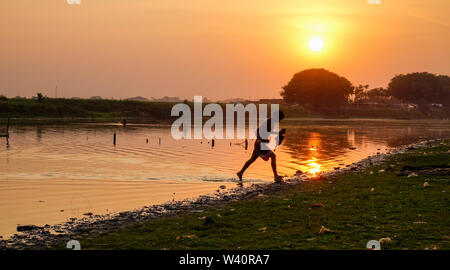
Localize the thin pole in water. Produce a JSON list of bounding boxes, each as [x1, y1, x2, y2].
[[6, 117, 10, 138], [113, 132, 116, 146], [245, 139, 248, 150]]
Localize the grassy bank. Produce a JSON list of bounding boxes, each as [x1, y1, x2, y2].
[[78, 140, 450, 250], [0, 98, 443, 123], [0, 98, 177, 121], [0, 98, 310, 123]]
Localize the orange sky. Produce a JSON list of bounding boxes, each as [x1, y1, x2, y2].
[[0, 0, 449, 100]]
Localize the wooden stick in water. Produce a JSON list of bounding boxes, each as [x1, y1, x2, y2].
[[6, 117, 10, 136]]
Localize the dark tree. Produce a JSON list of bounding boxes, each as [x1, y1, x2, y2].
[[366, 87, 388, 103], [281, 68, 354, 112], [387, 72, 448, 108], [37, 92, 44, 103], [437, 75, 450, 106], [353, 84, 369, 103]]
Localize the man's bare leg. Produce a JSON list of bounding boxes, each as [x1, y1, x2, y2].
[[237, 152, 258, 181], [270, 152, 282, 182]]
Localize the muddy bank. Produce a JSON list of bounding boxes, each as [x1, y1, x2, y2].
[[0, 138, 446, 250]]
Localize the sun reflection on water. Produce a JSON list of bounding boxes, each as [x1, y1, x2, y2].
[[306, 133, 323, 177], [307, 159, 321, 177]]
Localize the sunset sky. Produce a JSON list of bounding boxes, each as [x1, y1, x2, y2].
[[0, 0, 449, 100]]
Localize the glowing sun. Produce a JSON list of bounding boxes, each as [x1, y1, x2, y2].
[[308, 36, 324, 52]]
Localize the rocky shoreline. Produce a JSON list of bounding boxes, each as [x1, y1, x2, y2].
[[0, 138, 445, 250]]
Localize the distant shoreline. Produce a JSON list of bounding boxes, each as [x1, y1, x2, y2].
[[1, 98, 448, 123], [1, 116, 449, 127]]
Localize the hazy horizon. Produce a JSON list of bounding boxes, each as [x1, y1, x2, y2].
[[1, 0, 449, 100]]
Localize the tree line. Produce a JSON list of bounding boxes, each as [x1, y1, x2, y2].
[[281, 68, 450, 114]]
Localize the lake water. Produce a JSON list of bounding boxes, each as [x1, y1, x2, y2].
[[1, 119, 449, 237]]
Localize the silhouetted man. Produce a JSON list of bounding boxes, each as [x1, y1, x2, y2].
[[237, 111, 286, 183]]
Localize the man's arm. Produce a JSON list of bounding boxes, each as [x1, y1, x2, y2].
[[278, 129, 286, 145]]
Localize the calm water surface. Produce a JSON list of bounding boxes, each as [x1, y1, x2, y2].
[[1, 119, 449, 237]]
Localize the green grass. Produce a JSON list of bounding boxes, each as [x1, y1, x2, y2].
[[77, 140, 450, 250]]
